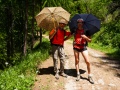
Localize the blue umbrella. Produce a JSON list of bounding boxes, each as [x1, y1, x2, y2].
[[69, 14, 101, 36]]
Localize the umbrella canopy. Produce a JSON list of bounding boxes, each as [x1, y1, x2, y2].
[[35, 7, 70, 30], [69, 14, 101, 36]]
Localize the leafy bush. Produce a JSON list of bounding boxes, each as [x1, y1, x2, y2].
[[0, 38, 51, 90]]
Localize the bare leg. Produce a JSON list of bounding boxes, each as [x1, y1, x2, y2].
[[81, 50, 90, 74], [82, 50, 94, 84], [74, 50, 80, 74]]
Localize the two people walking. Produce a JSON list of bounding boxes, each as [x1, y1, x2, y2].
[[49, 18, 94, 84]]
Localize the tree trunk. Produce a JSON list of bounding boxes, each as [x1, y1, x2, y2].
[[5, 4, 13, 62], [31, 0, 35, 50], [39, 28, 42, 44], [23, 0, 28, 56], [39, 1, 42, 45]]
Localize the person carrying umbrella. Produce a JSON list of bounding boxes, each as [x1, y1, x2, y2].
[[49, 19, 71, 79], [72, 18, 94, 84]]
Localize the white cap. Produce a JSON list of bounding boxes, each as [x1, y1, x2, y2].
[[59, 19, 67, 24], [77, 18, 84, 22]]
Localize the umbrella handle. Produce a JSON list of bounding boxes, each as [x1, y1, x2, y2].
[[52, 18, 56, 30]]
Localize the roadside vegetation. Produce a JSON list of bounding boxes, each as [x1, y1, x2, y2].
[[0, 38, 51, 90], [89, 26, 120, 59], [89, 42, 120, 59]]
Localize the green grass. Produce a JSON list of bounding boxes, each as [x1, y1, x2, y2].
[[89, 42, 120, 59], [0, 38, 51, 90]]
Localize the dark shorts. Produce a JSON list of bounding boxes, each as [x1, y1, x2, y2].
[[73, 46, 87, 52]]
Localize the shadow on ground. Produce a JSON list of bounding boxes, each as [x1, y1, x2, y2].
[[38, 67, 86, 78], [38, 66, 54, 75], [65, 69, 90, 82], [90, 51, 120, 71], [65, 69, 86, 77], [38, 66, 92, 83]]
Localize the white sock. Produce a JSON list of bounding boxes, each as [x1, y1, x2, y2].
[[77, 72, 80, 75], [88, 74, 92, 77]]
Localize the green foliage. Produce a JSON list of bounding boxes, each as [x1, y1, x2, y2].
[[0, 39, 51, 90], [107, 20, 120, 48], [0, 70, 34, 90], [88, 0, 112, 17], [92, 20, 120, 48]]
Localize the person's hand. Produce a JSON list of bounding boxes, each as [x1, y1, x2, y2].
[[64, 34, 72, 41], [86, 38, 91, 42], [81, 35, 91, 42]]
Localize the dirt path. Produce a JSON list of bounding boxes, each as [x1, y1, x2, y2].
[[32, 38, 120, 90]]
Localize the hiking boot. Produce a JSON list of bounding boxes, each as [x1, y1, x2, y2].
[[88, 75, 94, 84], [76, 74, 80, 81], [60, 72, 67, 78], [55, 70, 59, 79], [55, 73, 59, 79]]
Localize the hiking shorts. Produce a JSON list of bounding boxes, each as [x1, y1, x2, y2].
[[73, 46, 87, 52]]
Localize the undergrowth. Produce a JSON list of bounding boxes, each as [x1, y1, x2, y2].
[[0, 38, 51, 90]]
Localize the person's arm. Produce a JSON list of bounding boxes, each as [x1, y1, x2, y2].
[[64, 31, 73, 41], [49, 29, 56, 39], [64, 34, 73, 41], [81, 35, 91, 42]]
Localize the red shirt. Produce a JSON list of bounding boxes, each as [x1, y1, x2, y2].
[[73, 29, 86, 49], [51, 28, 71, 46]]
